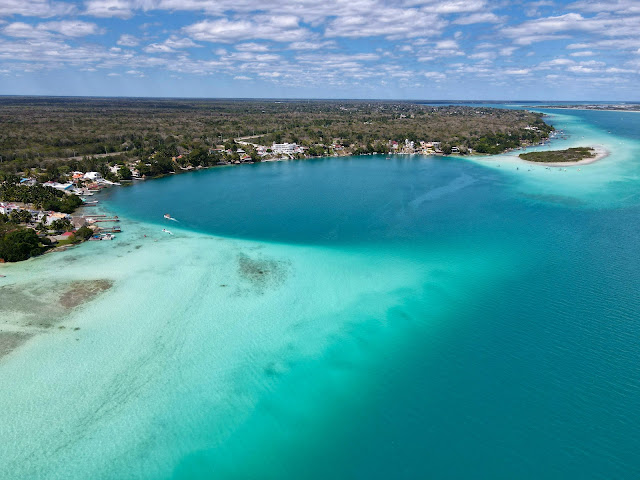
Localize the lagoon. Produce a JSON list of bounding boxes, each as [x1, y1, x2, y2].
[[1, 107, 640, 479]]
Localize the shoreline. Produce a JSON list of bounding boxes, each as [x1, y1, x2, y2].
[[521, 145, 610, 167], [1, 136, 554, 266]]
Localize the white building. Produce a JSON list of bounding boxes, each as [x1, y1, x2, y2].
[[0, 202, 18, 215], [43, 181, 74, 192], [45, 211, 71, 225], [271, 143, 298, 155], [84, 171, 104, 182]]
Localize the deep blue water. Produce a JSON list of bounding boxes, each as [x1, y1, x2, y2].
[[104, 108, 640, 479]]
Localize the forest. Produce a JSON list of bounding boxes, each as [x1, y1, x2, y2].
[[0, 97, 553, 182]]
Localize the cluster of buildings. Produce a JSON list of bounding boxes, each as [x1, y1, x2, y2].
[[0, 201, 73, 226], [231, 140, 453, 161], [389, 140, 450, 155], [1, 170, 124, 235], [37, 170, 121, 196]]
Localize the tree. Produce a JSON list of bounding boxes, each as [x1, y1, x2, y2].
[[50, 218, 73, 232], [118, 165, 133, 180], [0, 228, 46, 262], [74, 225, 94, 241], [9, 210, 32, 224]]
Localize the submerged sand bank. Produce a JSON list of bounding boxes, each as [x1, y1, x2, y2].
[[0, 279, 113, 360]]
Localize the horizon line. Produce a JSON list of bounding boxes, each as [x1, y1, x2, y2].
[[0, 95, 638, 103]]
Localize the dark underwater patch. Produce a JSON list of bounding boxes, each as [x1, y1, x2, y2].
[[237, 253, 290, 293]]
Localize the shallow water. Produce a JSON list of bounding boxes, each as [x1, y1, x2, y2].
[[1, 107, 639, 479]]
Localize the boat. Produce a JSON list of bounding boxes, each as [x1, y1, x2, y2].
[[162, 229, 173, 235], [89, 233, 115, 241], [164, 213, 172, 220]]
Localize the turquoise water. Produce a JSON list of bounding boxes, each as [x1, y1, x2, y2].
[[1, 107, 640, 478]]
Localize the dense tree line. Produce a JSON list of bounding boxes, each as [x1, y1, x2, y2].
[[0, 98, 553, 182], [0, 214, 50, 262]]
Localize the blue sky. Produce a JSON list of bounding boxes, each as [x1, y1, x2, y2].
[[0, 0, 639, 99]]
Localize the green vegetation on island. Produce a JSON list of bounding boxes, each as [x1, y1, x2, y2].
[[519, 147, 595, 163]]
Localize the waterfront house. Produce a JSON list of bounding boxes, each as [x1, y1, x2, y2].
[[84, 172, 104, 182], [43, 181, 75, 192], [272, 143, 298, 155], [46, 211, 71, 225], [0, 202, 18, 215]]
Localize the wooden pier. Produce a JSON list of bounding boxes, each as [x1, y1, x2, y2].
[[98, 227, 122, 233]]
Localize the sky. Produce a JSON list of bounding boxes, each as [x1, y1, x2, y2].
[[0, 0, 639, 100]]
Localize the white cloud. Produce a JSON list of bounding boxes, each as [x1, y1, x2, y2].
[[570, 50, 594, 56], [469, 51, 496, 60], [287, 40, 336, 50], [570, 0, 640, 14], [259, 71, 281, 78], [500, 46, 517, 56], [235, 42, 270, 52], [567, 65, 596, 73], [325, 7, 445, 39], [0, 0, 76, 17], [504, 68, 531, 75], [502, 12, 640, 45], [453, 12, 502, 25], [537, 58, 576, 68], [2, 21, 102, 39], [42, 21, 103, 37], [117, 34, 139, 47], [84, 0, 134, 18], [144, 35, 200, 53], [183, 15, 310, 43], [606, 66, 635, 73], [423, 71, 446, 80], [568, 38, 640, 51]]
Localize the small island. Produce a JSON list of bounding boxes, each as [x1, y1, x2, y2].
[[519, 146, 607, 166]]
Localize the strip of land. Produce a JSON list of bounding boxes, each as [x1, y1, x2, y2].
[[538, 104, 640, 112]]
